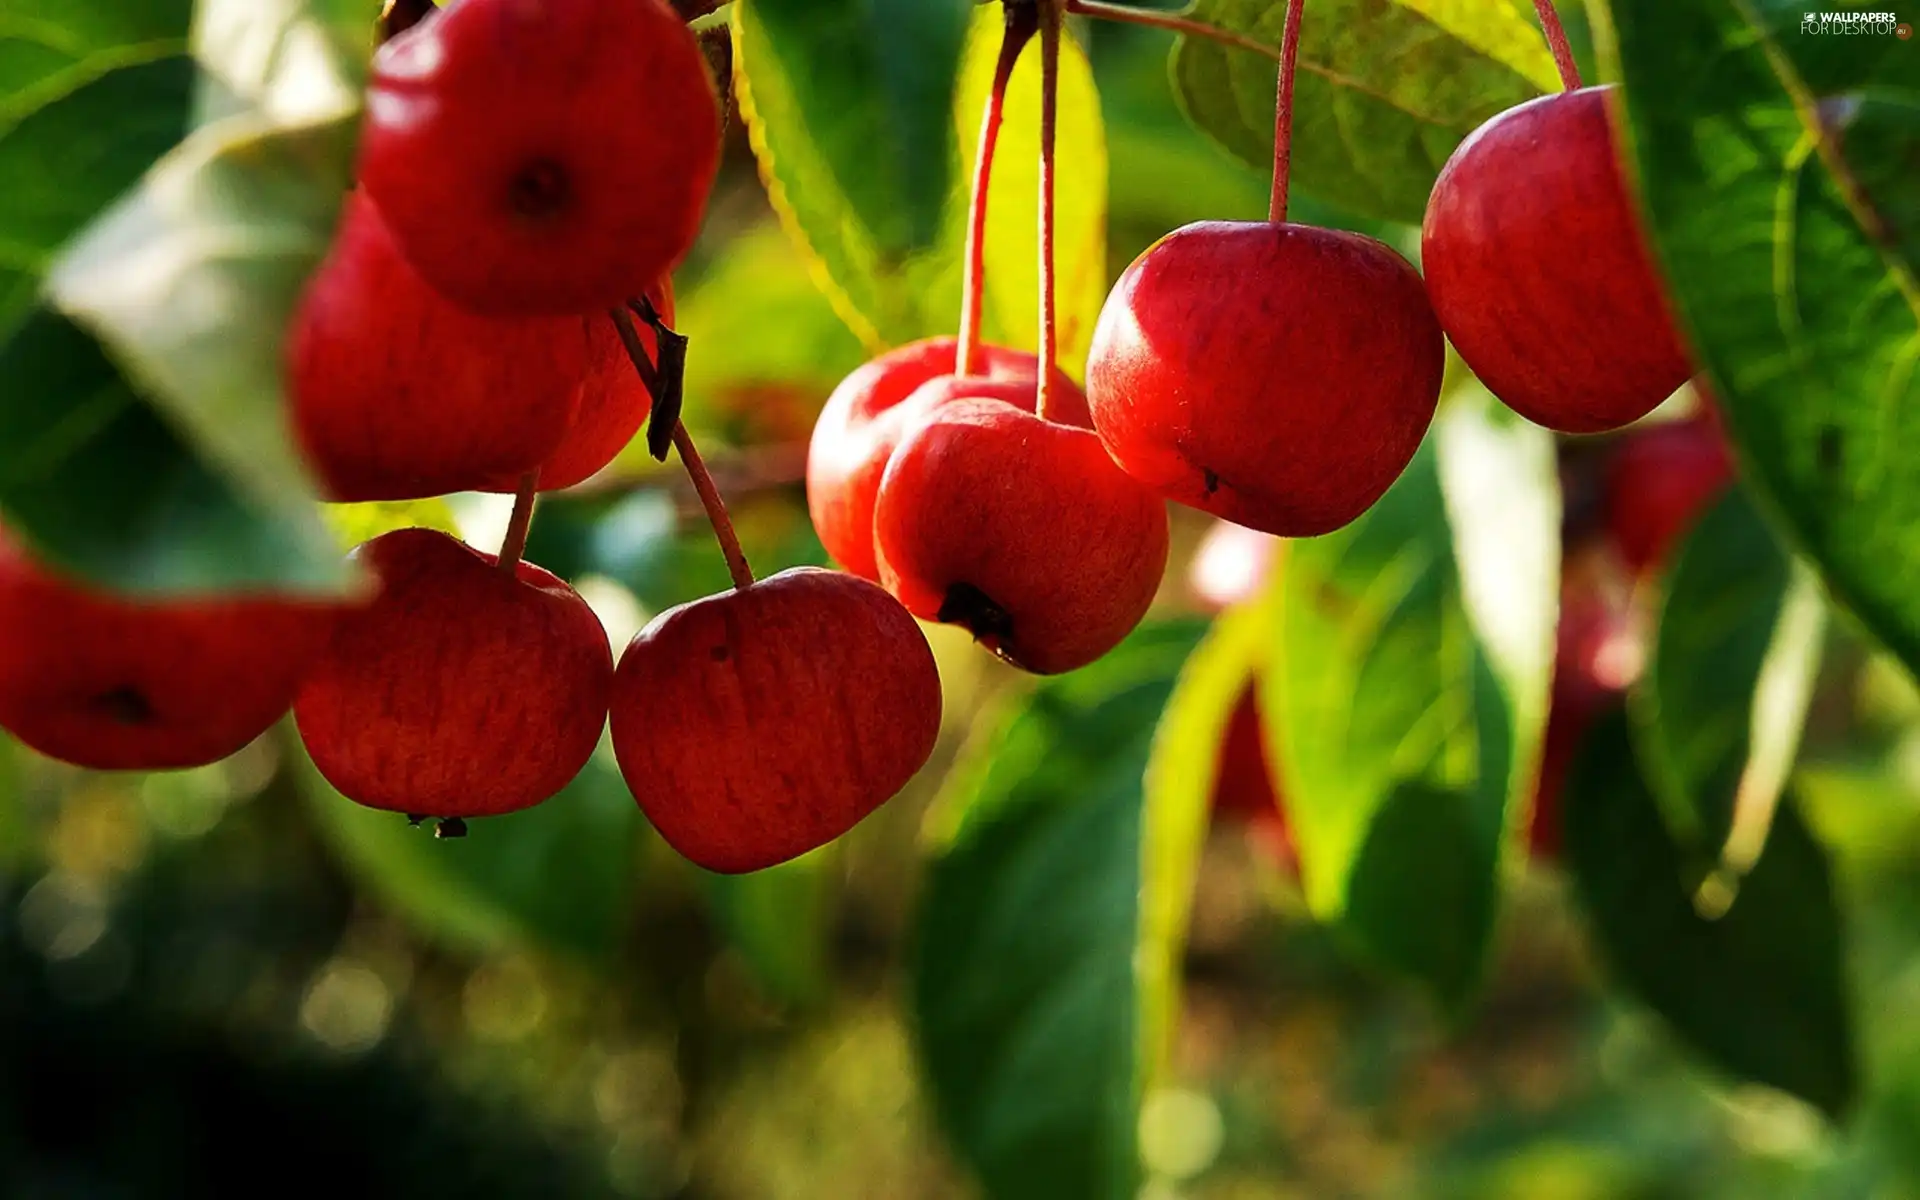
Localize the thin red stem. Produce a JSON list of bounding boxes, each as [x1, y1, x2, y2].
[[1270, 0, 1305, 224], [496, 472, 538, 574], [673, 423, 755, 591], [1064, 0, 1282, 65], [957, 8, 1035, 378], [1531, 0, 1582, 90], [608, 306, 755, 591], [1035, 0, 1062, 422]]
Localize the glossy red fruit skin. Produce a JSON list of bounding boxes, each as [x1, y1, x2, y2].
[[0, 531, 346, 772], [294, 528, 612, 818], [806, 337, 1090, 582], [358, 0, 720, 316], [874, 394, 1170, 675], [1603, 414, 1734, 577], [1087, 221, 1444, 537], [608, 567, 942, 875], [289, 192, 593, 502], [1422, 86, 1694, 434], [479, 279, 676, 493]]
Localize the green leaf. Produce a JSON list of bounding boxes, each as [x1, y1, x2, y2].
[[0, 0, 372, 594], [1595, 0, 1920, 678], [0, 306, 345, 590], [736, 5, 1108, 370], [1137, 602, 1272, 1090], [912, 620, 1206, 1200], [0, 4, 194, 328], [731, 0, 969, 261], [1266, 393, 1558, 1010], [1564, 709, 1857, 1119], [732, 0, 969, 349], [297, 734, 645, 965], [1632, 487, 1827, 863], [698, 849, 836, 1007], [1170, 0, 1557, 224]]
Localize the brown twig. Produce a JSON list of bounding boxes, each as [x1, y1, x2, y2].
[[1065, 0, 1283, 65], [608, 307, 755, 591]]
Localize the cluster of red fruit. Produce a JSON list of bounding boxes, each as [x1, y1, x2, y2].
[[806, 67, 1698, 684], [0, 0, 1717, 881], [0, 0, 943, 875]]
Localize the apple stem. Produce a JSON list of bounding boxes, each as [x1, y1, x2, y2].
[[496, 471, 539, 576], [1530, 0, 1582, 90], [1064, 0, 1284, 67], [673, 423, 756, 592], [1269, 0, 1305, 224], [1034, 0, 1063, 423], [608, 306, 755, 591], [957, 4, 1037, 379]]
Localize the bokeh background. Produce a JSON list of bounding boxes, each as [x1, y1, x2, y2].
[[7, 6, 1920, 1199]]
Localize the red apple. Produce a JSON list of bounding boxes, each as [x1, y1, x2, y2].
[[0, 529, 347, 771], [289, 191, 593, 503], [1422, 86, 1694, 434], [478, 278, 677, 493], [806, 336, 1089, 582], [294, 528, 612, 819], [1603, 412, 1734, 577], [1085, 221, 1444, 537], [873, 390, 1169, 675], [608, 567, 941, 874], [357, 0, 720, 316]]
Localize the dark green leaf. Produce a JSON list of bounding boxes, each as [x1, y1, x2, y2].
[[0, 0, 372, 594], [1564, 709, 1856, 1119], [298, 736, 645, 965], [0, 306, 344, 591], [733, 0, 969, 256], [0, 52, 195, 329], [1596, 0, 1920, 678], [912, 621, 1206, 1200], [1267, 392, 1557, 1010], [734, 6, 1108, 362], [1170, 0, 1556, 223], [1632, 487, 1826, 859]]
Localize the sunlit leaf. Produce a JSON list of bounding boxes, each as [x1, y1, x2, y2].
[[1596, 0, 1920, 678], [1171, 0, 1556, 223]]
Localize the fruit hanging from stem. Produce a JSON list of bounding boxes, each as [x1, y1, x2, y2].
[[293, 528, 613, 821], [1421, 84, 1695, 435], [609, 567, 942, 874], [1085, 0, 1444, 538]]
